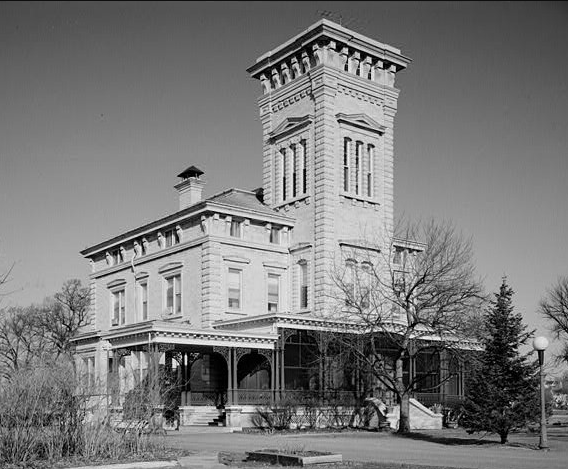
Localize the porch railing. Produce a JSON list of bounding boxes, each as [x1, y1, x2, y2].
[[413, 392, 464, 409]]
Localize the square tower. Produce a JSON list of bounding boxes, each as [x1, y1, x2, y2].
[[248, 19, 411, 316]]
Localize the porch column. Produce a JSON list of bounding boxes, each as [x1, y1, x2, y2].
[[270, 350, 278, 403], [280, 337, 286, 400], [227, 348, 233, 405], [232, 348, 238, 405], [440, 350, 449, 403], [409, 355, 416, 396]]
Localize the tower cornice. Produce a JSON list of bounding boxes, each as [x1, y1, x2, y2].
[[247, 19, 411, 81]]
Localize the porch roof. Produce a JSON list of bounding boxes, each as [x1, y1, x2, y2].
[[72, 320, 279, 350], [213, 313, 482, 351]]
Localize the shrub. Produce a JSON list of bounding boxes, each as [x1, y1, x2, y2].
[[253, 397, 298, 430], [0, 363, 167, 466]]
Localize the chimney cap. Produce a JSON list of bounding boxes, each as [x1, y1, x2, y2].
[[177, 165, 204, 180]]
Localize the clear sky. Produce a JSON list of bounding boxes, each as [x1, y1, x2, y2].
[[1, 2, 567, 365]]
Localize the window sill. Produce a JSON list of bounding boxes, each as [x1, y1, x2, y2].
[[274, 193, 310, 209], [225, 310, 247, 316], [163, 314, 183, 320], [340, 192, 380, 205]]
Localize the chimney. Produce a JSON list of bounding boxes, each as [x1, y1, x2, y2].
[[174, 166, 205, 210]]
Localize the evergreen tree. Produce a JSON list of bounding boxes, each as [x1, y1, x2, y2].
[[461, 279, 539, 443]]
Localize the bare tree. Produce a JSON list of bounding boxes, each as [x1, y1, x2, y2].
[[0, 305, 54, 379], [539, 277, 568, 364], [0, 260, 15, 307], [0, 279, 90, 378], [328, 219, 484, 433], [37, 279, 90, 359]]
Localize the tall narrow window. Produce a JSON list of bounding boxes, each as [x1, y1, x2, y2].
[[361, 262, 371, 309], [267, 274, 279, 312], [292, 144, 297, 198], [367, 144, 374, 198], [344, 260, 356, 306], [281, 148, 287, 201], [301, 140, 307, 194], [166, 274, 181, 315], [355, 141, 363, 195], [139, 281, 148, 321], [83, 356, 95, 388], [300, 262, 308, 309], [228, 268, 241, 309], [343, 138, 351, 192], [112, 289, 125, 326]]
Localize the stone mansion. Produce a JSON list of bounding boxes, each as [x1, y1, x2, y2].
[[73, 19, 466, 429]]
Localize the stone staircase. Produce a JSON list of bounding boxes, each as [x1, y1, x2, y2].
[[180, 406, 226, 426]]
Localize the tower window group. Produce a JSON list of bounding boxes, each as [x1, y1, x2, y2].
[[277, 140, 307, 203], [342, 137, 375, 199]]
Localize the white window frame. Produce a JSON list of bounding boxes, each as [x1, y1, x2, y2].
[[164, 273, 182, 316], [227, 267, 242, 310], [267, 273, 280, 312], [138, 280, 148, 321], [111, 287, 126, 326]]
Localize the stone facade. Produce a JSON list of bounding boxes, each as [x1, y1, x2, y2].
[[72, 20, 451, 430]]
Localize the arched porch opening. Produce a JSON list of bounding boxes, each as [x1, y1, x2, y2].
[[186, 351, 228, 407], [236, 350, 271, 405]]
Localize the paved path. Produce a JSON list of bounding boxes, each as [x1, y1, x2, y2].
[[165, 427, 568, 469]]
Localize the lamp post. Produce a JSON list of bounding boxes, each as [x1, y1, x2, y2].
[[532, 336, 549, 450]]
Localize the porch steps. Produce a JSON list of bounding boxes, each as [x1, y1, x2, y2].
[[183, 408, 226, 426]]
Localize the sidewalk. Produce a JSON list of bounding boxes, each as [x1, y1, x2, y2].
[[67, 452, 226, 469]]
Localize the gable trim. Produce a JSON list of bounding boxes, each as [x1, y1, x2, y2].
[[336, 113, 386, 135], [269, 114, 314, 141]]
